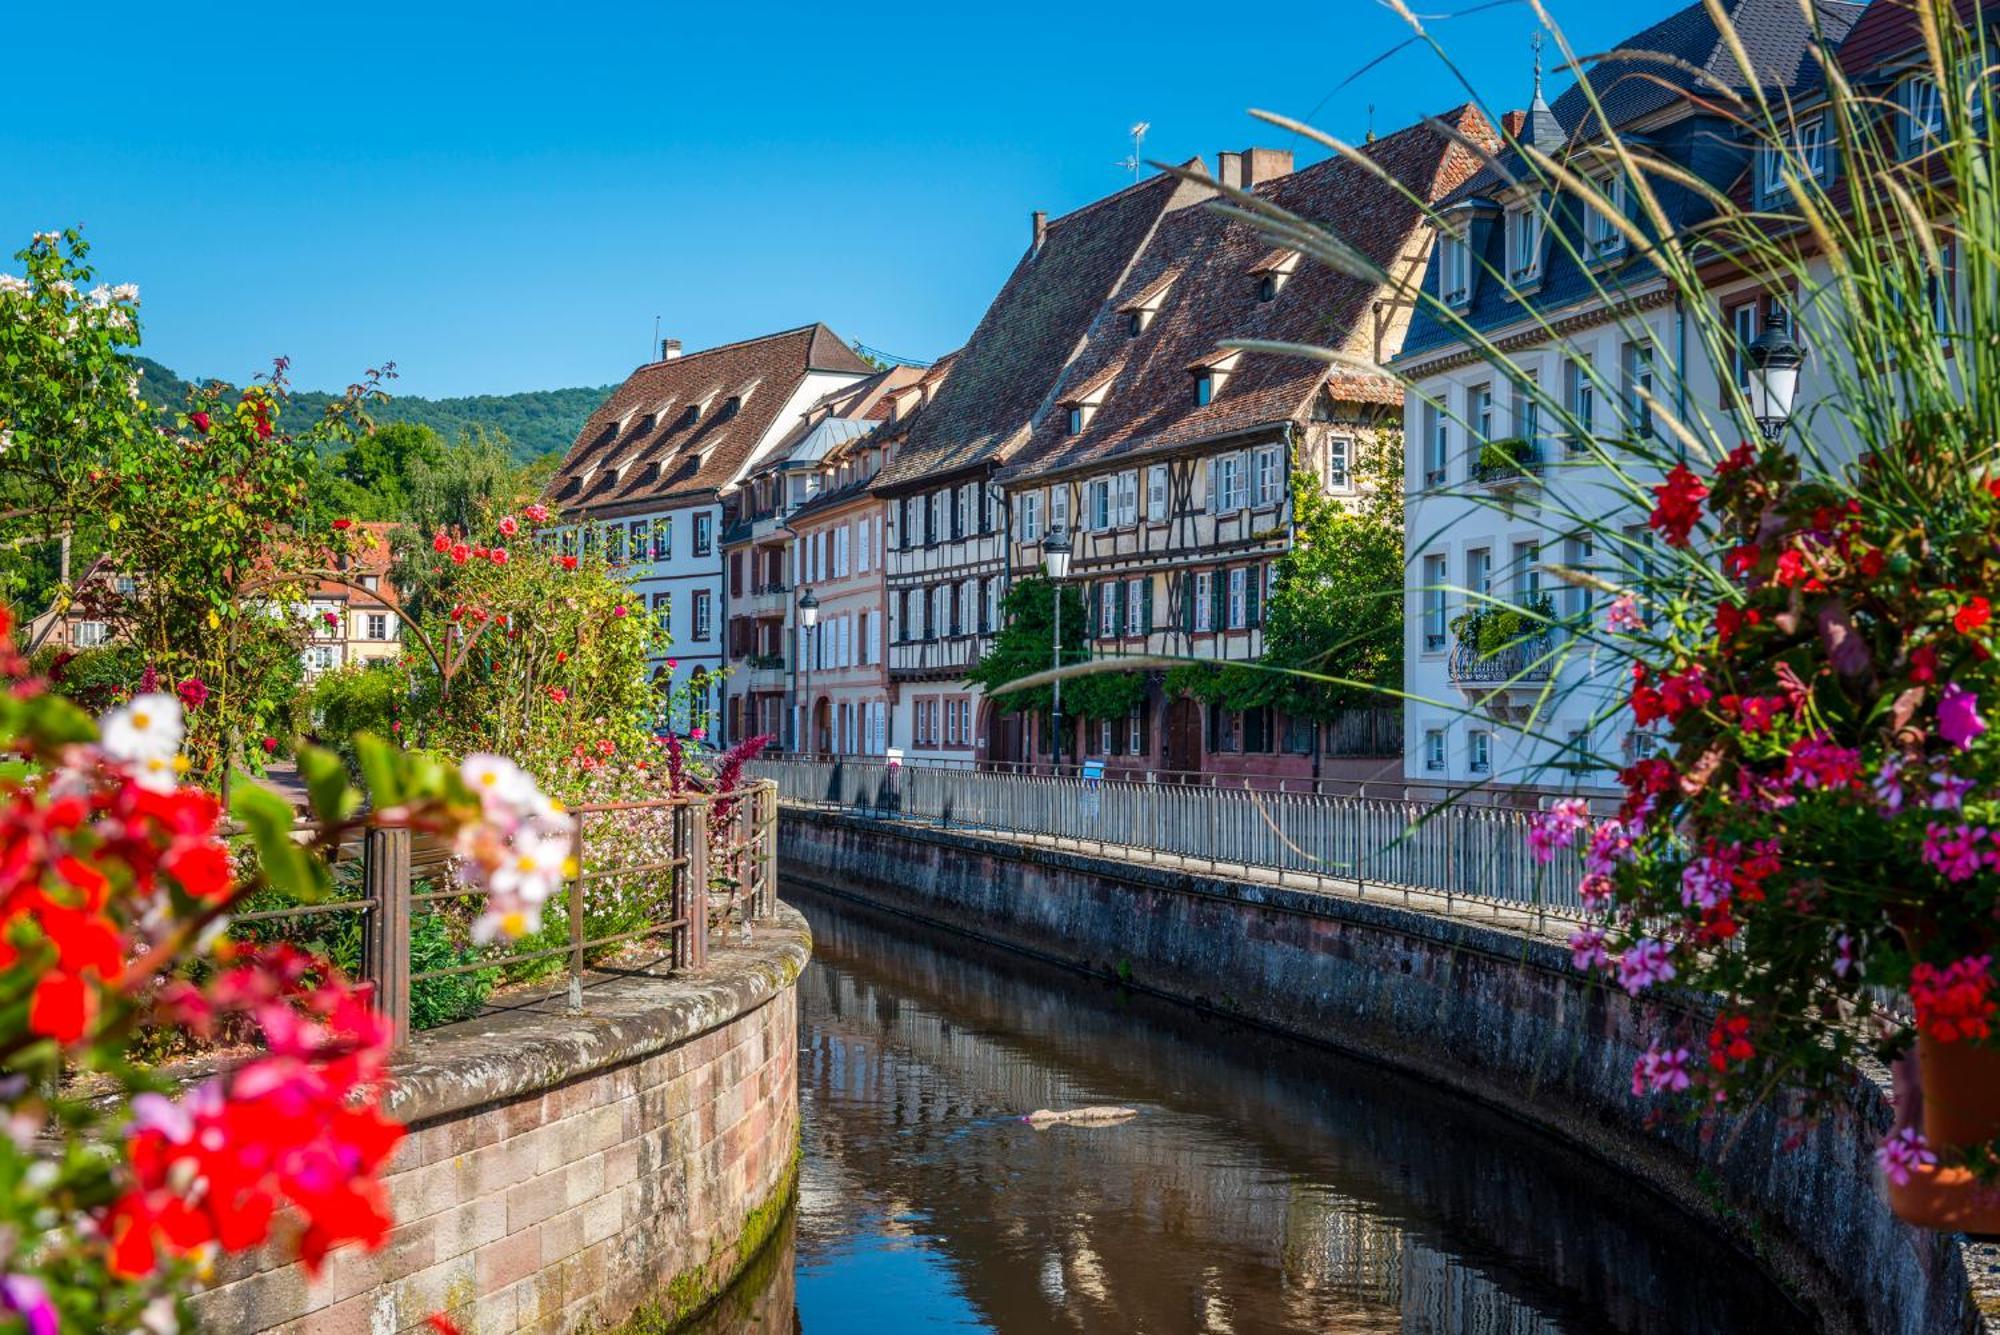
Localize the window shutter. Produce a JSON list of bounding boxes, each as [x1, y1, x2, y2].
[[1140, 579, 1154, 633], [1112, 580, 1125, 635], [1211, 567, 1226, 629], [1182, 577, 1196, 632], [1246, 566, 1263, 627], [1091, 582, 1103, 636], [1205, 458, 1216, 511]]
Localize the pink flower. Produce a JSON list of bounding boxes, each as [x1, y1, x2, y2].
[[1569, 925, 1609, 971], [1873, 753, 1908, 813], [1939, 682, 1987, 750], [613, 605, 628, 618], [1920, 822, 1995, 883], [489, 547, 509, 566], [1631, 1042, 1693, 1096], [498, 515, 519, 537], [1578, 874, 1614, 912], [1910, 954, 1996, 1041], [176, 677, 209, 710], [523, 503, 550, 523], [260, 736, 278, 754], [1680, 853, 1733, 911], [666, 659, 678, 670], [1785, 734, 1863, 791], [1736, 695, 1784, 735], [1585, 819, 1637, 877], [1877, 1127, 1937, 1186], [1528, 798, 1591, 863], [1617, 939, 1677, 995], [690, 726, 707, 742], [1929, 769, 1975, 811], [1606, 595, 1644, 633]]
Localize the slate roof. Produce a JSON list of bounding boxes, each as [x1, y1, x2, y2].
[[1838, 0, 1991, 78], [788, 356, 958, 527], [1400, 0, 1863, 361], [996, 106, 1494, 482], [873, 169, 1203, 494], [548, 324, 873, 516]]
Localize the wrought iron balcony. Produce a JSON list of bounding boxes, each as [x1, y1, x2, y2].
[[1447, 630, 1555, 686], [1472, 438, 1545, 487]]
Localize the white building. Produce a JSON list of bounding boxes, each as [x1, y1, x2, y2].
[[546, 327, 874, 739]]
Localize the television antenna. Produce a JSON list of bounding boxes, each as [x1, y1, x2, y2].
[[1117, 122, 1151, 180]]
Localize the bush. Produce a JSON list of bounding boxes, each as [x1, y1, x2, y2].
[[305, 660, 411, 764]]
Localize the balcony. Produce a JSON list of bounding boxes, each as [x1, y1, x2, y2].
[[1448, 616, 1554, 722], [1472, 438, 1545, 489], [746, 582, 791, 618], [739, 653, 788, 691]]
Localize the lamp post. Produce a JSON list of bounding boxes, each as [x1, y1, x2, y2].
[[797, 588, 819, 757], [1043, 524, 1073, 776], [1746, 307, 1804, 443]]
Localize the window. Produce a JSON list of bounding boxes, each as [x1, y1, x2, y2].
[[1438, 226, 1471, 306], [1086, 478, 1111, 531], [652, 591, 671, 632], [306, 644, 337, 672], [1127, 310, 1144, 337], [1051, 484, 1070, 532], [1326, 437, 1352, 491], [833, 526, 850, 578], [1468, 730, 1492, 774], [1129, 708, 1146, 755], [978, 484, 993, 534], [692, 590, 712, 641], [1730, 300, 1761, 393], [1194, 572, 1215, 633], [1585, 172, 1627, 257], [1211, 452, 1248, 512], [1422, 555, 1448, 652], [1146, 464, 1168, 522], [1424, 729, 1446, 772], [680, 404, 700, 428], [1901, 76, 1944, 159], [1511, 370, 1542, 453], [954, 484, 971, 540], [1505, 198, 1545, 284], [1252, 445, 1283, 507], [1257, 273, 1277, 302], [1423, 401, 1449, 485], [1564, 533, 1596, 625], [1621, 341, 1656, 439], [1020, 491, 1043, 543], [720, 395, 740, 420], [927, 492, 944, 546], [1195, 372, 1215, 406], [1066, 405, 1083, 435], [899, 497, 916, 550], [931, 585, 949, 639], [1098, 581, 1119, 638], [1115, 470, 1138, 528], [627, 520, 647, 559], [1564, 355, 1595, 453], [1227, 567, 1248, 630], [1468, 383, 1493, 449], [1512, 541, 1541, 603], [606, 525, 625, 562], [1125, 577, 1147, 636], [366, 613, 388, 640], [360, 575, 380, 593], [897, 589, 916, 641], [694, 513, 713, 557], [75, 621, 110, 648], [1466, 548, 1491, 602], [956, 579, 974, 636], [983, 578, 1000, 634]]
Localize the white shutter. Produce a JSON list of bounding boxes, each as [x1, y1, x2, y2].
[[1147, 465, 1168, 522], [1205, 458, 1217, 512]]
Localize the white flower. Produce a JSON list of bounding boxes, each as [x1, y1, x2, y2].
[[111, 282, 140, 304], [491, 829, 574, 905], [0, 274, 27, 296], [48, 279, 73, 297], [0, 429, 11, 455], [101, 693, 184, 765], [129, 751, 187, 794], [460, 753, 533, 813], [31, 231, 58, 244], [472, 900, 542, 945], [85, 285, 110, 307]]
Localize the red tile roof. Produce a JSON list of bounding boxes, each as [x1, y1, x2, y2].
[[997, 105, 1494, 482], [874, 168, 1208, 493], [548, 323, 873, 517], [315, 522, 399, 606]]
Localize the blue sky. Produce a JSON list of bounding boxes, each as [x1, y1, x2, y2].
[[3, 0, 1656, 397]]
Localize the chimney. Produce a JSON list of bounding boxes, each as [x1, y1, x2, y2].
[[1244, 148, 1293, 187], [1215, 150, 1245, 191], [1502, 109, 1528, 139], [661, 338, 682, 360], [1030, 210, 1047, 254]]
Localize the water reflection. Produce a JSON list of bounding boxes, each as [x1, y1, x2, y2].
[[699, 887, 1808, 1334]]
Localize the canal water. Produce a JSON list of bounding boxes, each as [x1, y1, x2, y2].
[[689, 886, 1812, 1335]]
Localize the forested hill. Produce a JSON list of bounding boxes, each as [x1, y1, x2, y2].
[[130, 357, 611, 463]]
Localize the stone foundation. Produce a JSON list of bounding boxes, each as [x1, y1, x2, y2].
[[190, 905, 811, 1335], [782, 809, 1998, 1335]]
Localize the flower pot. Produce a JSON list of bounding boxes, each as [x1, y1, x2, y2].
[[1885, 1037, 2000, 1234]]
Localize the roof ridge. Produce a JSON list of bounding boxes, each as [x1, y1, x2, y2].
[[1045, 161, 1198, 231]]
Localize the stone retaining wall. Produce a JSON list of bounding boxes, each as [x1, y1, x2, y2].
[[191, 905, 811, 1335], [782, 809, 1997, 1335]]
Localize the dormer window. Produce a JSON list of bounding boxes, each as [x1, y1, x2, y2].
[[1127, 310, 1144, 337], [1195, 372, 1215, 406], [680, 404, 701, 428], [1249, 250, 1298, 303], [1505, 198, 1545, 286], [1257, 274, 1277, 302], [1759, 118, 1827, 204], [1585, 171, 1627, 257], [1189, 350, 1237, 406], [720, 395, 741, 421], [1067, 405, 1084, 435], [1438, 226, 1471, 308], [1900, 75, 1945, 159]]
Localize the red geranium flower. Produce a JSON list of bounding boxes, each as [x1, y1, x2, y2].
[[1648, 464, 1710, 548], [331, 518, 353, 532], [431, 532, 450, 554], [449, 543, 471, 565], [189, 410, 211, 434], [1955, 595, 1991, 636], [260, 736, 278, 754]]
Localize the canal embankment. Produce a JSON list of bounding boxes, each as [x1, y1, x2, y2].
[[189, 905, 812, 1335], [780, 806, 1998, 1335]]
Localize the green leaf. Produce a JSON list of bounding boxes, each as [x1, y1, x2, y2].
[[230, 779, 329, 903], [296, 743, 359, 826], [353, 732, 403, 809]]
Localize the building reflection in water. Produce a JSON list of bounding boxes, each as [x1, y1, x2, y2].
[[690, 887, 1808, 1335]]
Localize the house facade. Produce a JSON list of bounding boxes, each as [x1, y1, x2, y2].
[[546, 326, 874, 740], [872, 168, 1213, 765], [302, 522, 403, 677], [992, 117, 1491, 783], [1395, 0, 1866, 804]]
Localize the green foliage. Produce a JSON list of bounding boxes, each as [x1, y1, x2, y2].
[[1455, 593, 1555, 657], [131, 355, 607, 464], [305, 660, 412, 764], [1474, 437, 1535, 480], [967, 577, 1144, 721]]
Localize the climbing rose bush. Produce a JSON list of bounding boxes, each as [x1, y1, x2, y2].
[[0, 603, 543, 1330], [1526, 439, 2000, 1172]]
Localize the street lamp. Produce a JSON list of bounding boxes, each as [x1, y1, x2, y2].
[[1043, 524, 1073, 776], [797, 587, 819, 756], [1746, 307, 1804, 443]]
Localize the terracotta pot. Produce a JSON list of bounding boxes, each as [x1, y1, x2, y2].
[[1918, 1034, 2000, 1149], [1883, 1161, 2000, 1234]]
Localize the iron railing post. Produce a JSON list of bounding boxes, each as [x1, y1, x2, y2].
[[568, 812, 586, 1011], [362, 826, 412, 1047]]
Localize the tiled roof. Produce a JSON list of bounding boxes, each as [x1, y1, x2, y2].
[[873, 169, 1205, 493], [548, 324, 873, 516], [995, 106, 1494, 482], [317, 522, 398, 606], [785, 356, 959, 526], [1838, 0, 1990, 77]]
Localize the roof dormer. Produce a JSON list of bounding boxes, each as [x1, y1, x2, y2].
[[1058, 365, 1117, 435], [1249, 249, 1300, 301], [1188, 349, 1243, 407], [1119, 266, 1181, 336]]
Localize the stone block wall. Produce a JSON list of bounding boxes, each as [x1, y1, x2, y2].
[[190, 906, 810, 1335], [781, 810, 1997, 1335]]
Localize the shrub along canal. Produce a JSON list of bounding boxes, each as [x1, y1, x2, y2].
[[687, 885, 1811, 1334]]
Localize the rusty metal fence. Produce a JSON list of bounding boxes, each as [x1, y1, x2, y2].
[[231, 781, 780, 1045], [750, 758, 1584, 921]]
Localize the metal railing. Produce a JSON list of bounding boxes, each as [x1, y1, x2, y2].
[[751, 759, 1583, 918], [231, 781, 779, 1045], [1447, 631, 1555, 685]]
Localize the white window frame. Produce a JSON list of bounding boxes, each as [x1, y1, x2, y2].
[[692, 589, 713, 641], [1115, 470, 1139, 528], [366, 612, 388, 641], [1901, 75, 1945, 159], [1585, 171, 1627, 257], [1050, 484, 1070, 532], [1098, 582, 1118, 638], [1125, 577, 1145, 636], [1146, 464, 1169, 522], [1424, 729, 1446, 772], [1326, 436, 1352, 491], [1564, 355, 1595, 452], [1422, 554, 1448, 652], [1252, 445, 1283, 508], [1194, 572, 1215, 633], [1438, 225, 1471, 307], [1020, 491, 1043, 543], [1423, 401, 1449, 485], [1226, 567, 1248, 630], [1505, 198, 1545, 284], [1468, 729, 1492, 774]]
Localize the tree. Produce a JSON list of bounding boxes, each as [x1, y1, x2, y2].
[[967, 577, 1145, 723], [324, 421, 445, 520], [1168, 431, 1405, 719]]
